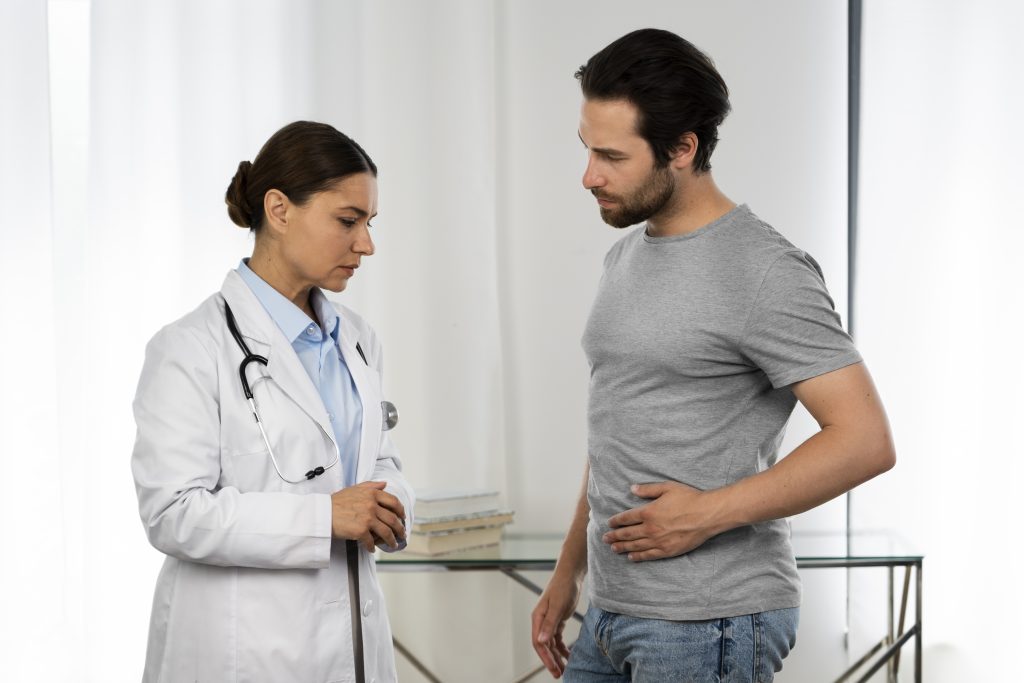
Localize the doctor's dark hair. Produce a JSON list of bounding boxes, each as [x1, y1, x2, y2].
[[225, 121, 377, 231], [575, 28, 731, 174]]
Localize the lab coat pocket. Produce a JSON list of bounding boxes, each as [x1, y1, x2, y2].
[[225, 378, 338, 493], [227, 448, 278, 493]]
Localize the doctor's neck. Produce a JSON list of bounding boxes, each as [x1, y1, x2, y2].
[[247, 251, 320, 324]]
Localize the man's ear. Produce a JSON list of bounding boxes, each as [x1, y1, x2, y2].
[[670, 132, 699, 171], [263, 189, 290, 235]]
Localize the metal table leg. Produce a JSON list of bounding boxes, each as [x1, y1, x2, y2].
[[392, 636, 444, 683], [500, 567, 585, 623], [916, 561, 923, 683], [390, 567, 584, 683], [894, 565, 911, 673], [887, 566, 895, 683], [831, 560, 922, 683]]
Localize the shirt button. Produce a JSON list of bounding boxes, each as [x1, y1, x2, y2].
[[362, 599, 374, 617], [328, 413, 335, 421], [306, 326, 316, 336]]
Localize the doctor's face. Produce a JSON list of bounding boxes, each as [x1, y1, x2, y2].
[[279, 173, 378, 293]]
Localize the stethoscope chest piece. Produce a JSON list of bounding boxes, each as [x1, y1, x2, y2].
[[382, 401, 398, 431]]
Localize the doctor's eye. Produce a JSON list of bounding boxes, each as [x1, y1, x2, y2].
[[339, 218, 358, 228]]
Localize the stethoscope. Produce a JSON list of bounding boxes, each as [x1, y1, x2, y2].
[[224, 302, 398, 484]]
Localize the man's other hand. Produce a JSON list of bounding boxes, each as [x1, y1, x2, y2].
[[531, 573, 581, 678]]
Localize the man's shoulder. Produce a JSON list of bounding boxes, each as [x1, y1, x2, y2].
[[714, 205, 803, 264]]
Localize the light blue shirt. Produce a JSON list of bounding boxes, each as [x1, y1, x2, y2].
[[237, 259, 363, 487]]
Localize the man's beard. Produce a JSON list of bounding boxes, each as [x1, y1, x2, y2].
[[595, 165, 675, 228]]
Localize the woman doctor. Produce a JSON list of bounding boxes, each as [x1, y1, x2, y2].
[[131, 121, 414, 683]]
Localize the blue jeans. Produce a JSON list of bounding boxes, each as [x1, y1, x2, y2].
[[563, 605, 799, 683]]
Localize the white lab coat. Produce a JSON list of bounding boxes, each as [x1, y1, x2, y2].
[[131, 270, 414, 683]]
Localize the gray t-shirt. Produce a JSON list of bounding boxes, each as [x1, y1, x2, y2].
[[582, 204, 861, 620]]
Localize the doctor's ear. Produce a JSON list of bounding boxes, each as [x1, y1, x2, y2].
[[262, 189, 291, 235]]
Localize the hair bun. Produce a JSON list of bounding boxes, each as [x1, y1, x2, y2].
[[225, 160, 254, 227]]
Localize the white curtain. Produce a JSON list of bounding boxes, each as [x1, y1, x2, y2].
[[852, 0, 1024, 680], [0, 1, 66, 680], [5, 2, 851, 680]]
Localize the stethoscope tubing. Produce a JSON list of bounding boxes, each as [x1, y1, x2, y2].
[[225, 302, 339, 483]]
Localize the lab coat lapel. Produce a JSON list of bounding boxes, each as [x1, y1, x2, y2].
[[219, 272, 338, 453], [336, 312, 379, 483]]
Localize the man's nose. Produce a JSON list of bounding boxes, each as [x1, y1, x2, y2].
[[582, 157, 605, 190]]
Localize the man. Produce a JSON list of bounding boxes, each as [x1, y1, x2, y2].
[[531, 29, 895, 682]]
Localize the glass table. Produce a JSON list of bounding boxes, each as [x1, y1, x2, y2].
[[378, 533, 922, 683]]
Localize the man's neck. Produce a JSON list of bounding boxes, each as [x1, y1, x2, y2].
[[646, 174, 736, 238]]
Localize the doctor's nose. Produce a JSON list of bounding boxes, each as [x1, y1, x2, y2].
[[354, 226, 375, 256]]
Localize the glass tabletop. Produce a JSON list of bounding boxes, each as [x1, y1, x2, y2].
[[376, 532, 922, 568]]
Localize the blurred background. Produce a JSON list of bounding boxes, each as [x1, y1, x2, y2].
[[1, 0, 1021, 680]]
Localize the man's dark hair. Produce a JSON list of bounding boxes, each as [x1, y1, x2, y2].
[[575, 28, 731, 174]]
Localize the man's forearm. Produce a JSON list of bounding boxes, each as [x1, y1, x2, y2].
[[554, 462, 591, 581], [707, 419, 895, 535], [604, 364, 896, 562]]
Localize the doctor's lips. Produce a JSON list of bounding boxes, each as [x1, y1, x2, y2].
[[592, 191, 618, 207]]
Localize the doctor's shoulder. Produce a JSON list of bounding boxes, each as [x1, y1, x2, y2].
[[141, 294, 224, 368]]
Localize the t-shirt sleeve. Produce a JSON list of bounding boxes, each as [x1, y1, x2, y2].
[[739, 250, 862, 388]]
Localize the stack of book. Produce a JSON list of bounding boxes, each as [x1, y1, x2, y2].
[[406, 489, 514, 555]]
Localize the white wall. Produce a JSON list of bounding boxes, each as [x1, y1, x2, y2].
[[852, 0, 1024, 680]]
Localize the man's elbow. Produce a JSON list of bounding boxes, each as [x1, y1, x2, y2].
[[869, 431, 897, 476]]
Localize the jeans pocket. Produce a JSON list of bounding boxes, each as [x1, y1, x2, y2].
[[754, 607, 800, 681], [593, 607, 616, 658]]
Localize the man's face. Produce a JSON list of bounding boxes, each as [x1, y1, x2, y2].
[[579, 98, 675, 228]]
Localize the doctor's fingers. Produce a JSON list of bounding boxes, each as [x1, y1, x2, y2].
[[372, 506, 407, 539], [367, 517, 403, 549], [371, 489, 405, 520], [357, 531, 377, 552]]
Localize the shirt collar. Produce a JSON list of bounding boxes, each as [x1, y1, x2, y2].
[[237, 259, 339, 344], [311, 288, 341, 344]]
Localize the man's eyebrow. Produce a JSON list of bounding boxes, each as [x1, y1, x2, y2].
[[578, 132, 627, 157]]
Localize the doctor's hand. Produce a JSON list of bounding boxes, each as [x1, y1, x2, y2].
[[603, 482, 722, 562], [531, 571, 581, 679], [331, 481, 407, 551]]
